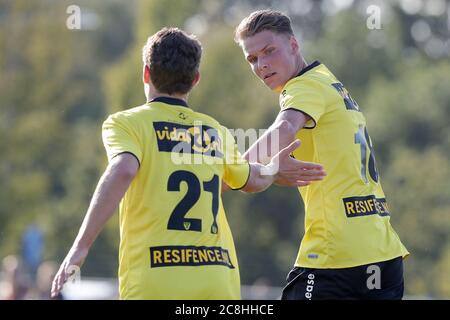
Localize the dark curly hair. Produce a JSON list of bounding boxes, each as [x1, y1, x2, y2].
[[143, 27, 202, 95]]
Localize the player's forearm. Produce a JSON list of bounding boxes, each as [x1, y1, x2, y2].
[[243, 120, 296, 164], [240, 162, 276, 193], [73, 161, 136, 250]]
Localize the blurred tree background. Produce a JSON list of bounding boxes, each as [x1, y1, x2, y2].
[[1, 0, 449, 298]]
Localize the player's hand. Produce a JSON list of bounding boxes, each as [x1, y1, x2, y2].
[[270, 139, 326, 187], [51, 246, 89, 299]]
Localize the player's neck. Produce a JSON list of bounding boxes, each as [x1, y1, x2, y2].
[[147, 88, 188, 104], [294, 58, 308, 77]]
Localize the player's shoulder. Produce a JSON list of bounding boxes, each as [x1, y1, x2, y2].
[[109, 104, 151, 119], [104, 104, 153, 125], [282, 71, 334, 106], [190, 109, 224, 129], [285, 62, 335, 90]]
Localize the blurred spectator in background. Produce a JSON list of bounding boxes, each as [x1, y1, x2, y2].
[[21, 224, 44, 281], [35, 261, 64, 300], [0, 255, 32, 300], [249, 277, 272, 299]]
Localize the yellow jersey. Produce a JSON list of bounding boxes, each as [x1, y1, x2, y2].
[[102, 97, 250, 299], [280, 61, 409, 269]]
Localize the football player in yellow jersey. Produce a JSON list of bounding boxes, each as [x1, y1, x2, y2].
[[50, 27, 326, 299], [234, 10, 409, 300]]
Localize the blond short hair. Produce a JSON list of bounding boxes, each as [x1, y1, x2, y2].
[[234, 9, 294, 43]]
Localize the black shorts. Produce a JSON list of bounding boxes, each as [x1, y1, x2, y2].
[[281, 257, 404, 300]]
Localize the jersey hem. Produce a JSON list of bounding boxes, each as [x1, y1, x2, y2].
[[282, 108, 316, 129], [294, 251, 409, 269], [230, 162, 251, 191], [112, 151, 141, 167]]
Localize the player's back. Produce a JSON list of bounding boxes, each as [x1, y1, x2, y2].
[[102, 97, 249, 299]]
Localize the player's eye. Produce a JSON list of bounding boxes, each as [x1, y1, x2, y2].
[[247, 56, 257, 64], [265, 47, 275, 55]]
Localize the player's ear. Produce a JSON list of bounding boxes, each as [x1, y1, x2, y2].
[[143, 65, 151, 84], [192, 71, 200, 87], [289, 35, 299, 53]]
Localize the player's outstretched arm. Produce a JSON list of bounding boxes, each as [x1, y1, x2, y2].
[[51, 153, 139, 298], [242, 109, 307, 164], [241, 139, 325, 193], [242, 110, 325, 187]]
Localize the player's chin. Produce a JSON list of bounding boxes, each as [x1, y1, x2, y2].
[[265, 79, 283, 92], [262, 78, 275, 89]]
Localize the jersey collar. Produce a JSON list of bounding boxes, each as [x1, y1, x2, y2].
[[296, 60, 321, 77], [148, 96, 189, 108]]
